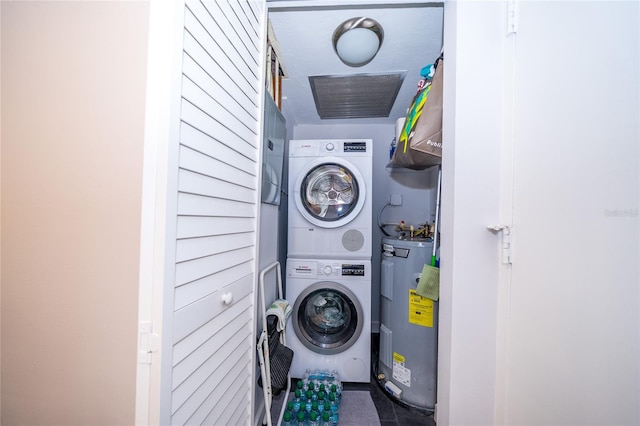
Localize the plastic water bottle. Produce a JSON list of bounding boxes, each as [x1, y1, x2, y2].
[[305, 390, 313, 412], [330, 371, 342, 400], [318, 369, 325, 380], [329, 397, 339, 426], [292, 389, 302, 413], [302, 369, 311, 390], [323, 400, 331, 415], [321, 411, 332, 426], [296, 410, 306, 426], [308, 411, 319, 426], [281, 410, 292, 426], [330, 383, 342, 405]]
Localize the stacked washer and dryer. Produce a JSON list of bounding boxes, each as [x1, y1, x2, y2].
[[285, 139, 373, 383]]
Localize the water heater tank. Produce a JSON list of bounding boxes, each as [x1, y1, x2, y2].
[[379, 236, 438, 410]]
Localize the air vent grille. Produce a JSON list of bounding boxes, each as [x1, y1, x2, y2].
[[309, 72, 406, 119]]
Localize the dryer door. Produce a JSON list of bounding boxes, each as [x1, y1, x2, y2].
[[292, 281, 364, 355], [294, 157, 366, 229]]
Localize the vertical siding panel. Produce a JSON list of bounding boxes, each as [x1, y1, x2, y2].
[[173, 294, 252, 363], [182, 34, 258, 124], [203, 1, 259, 68], [181, 77, 257, 147], [185, 353, 252, 424], [164, 0, 265, 424], [174, 262, 253, 310], [182, 56, 256, 131], [236, 1, 260, 40], [245, 0, 261, 25], [179, 122, 255, 171]]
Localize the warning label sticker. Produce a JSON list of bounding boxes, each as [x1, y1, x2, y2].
[[392, 358, 411, 387], [408, 289, 434, 327], [393, 352, 405, 363]]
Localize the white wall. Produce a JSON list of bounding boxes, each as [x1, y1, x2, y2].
[[1, 2, 149, 424], [291, 124, 437, 331]]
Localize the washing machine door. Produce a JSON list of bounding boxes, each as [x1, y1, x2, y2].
[[292, 281, 364, 355], [294, 157, 366, 229]]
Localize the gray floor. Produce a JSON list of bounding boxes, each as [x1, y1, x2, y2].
[[269, 333, 436, 426], [269, 372, 436, 426], [343, 373, 435, 426], [345, 377, 436, 426]]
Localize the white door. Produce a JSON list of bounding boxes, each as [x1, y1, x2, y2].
[[137, 1, 267, 425], [438, 1, 639, 425], [499, 2, 639, 425]]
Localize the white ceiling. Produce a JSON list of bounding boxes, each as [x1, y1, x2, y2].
[[267, 2, 444, 126]]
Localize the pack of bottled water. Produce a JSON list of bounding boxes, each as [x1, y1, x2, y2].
[[281, 369, 343, 426]]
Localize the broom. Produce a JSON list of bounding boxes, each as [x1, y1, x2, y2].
[[417, 166, 441, 300]]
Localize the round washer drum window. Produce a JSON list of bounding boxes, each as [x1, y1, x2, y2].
[[295, 286, 362, 354], [300, 163, 360, 222]]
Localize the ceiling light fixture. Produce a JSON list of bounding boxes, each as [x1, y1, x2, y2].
[[332, 17, 384, 67]]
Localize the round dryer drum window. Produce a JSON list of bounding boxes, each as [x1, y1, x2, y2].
[[292, 282, 364, 355], [300, 163, 360, 222]]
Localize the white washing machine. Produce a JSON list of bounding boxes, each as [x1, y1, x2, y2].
[[287, 139, 372, 259], [285, 258, 371, 383]]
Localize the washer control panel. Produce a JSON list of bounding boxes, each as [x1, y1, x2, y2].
[[290, 139, 372, 157], [343, 141, 367, 153], [317, 262, 366, 277], [340, 264, 366, 276], [287, 260, 368, 278]]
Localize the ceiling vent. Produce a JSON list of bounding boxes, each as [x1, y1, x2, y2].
[[309, 72, 406, 119]]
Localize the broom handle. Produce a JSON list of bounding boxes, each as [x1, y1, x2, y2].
[[432, 166, 442, 265]]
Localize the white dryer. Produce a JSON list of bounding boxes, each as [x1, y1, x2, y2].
[[287, 139, 372, 259], [285, 258, 371, 383]]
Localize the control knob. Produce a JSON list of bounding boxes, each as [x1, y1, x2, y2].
[[322, 265, 333, 276]]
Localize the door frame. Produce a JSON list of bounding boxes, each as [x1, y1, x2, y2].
[[438, 1, 511, 424], [136, 1, 512, 425], [135, 1, 186, 424]]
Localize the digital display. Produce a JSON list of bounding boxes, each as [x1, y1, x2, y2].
[[341, 264, 365, 276], [343, 142, 367, 153]]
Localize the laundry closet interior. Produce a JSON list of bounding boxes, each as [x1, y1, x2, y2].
[[257, 0, 444, 421]]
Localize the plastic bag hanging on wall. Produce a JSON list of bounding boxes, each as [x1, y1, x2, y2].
[[391, 54, 443, 170]]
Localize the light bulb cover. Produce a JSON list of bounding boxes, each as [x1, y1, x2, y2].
[[333, 17, 384, 67]]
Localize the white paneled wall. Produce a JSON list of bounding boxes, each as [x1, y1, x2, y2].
[[162, 1, 265, 424]]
